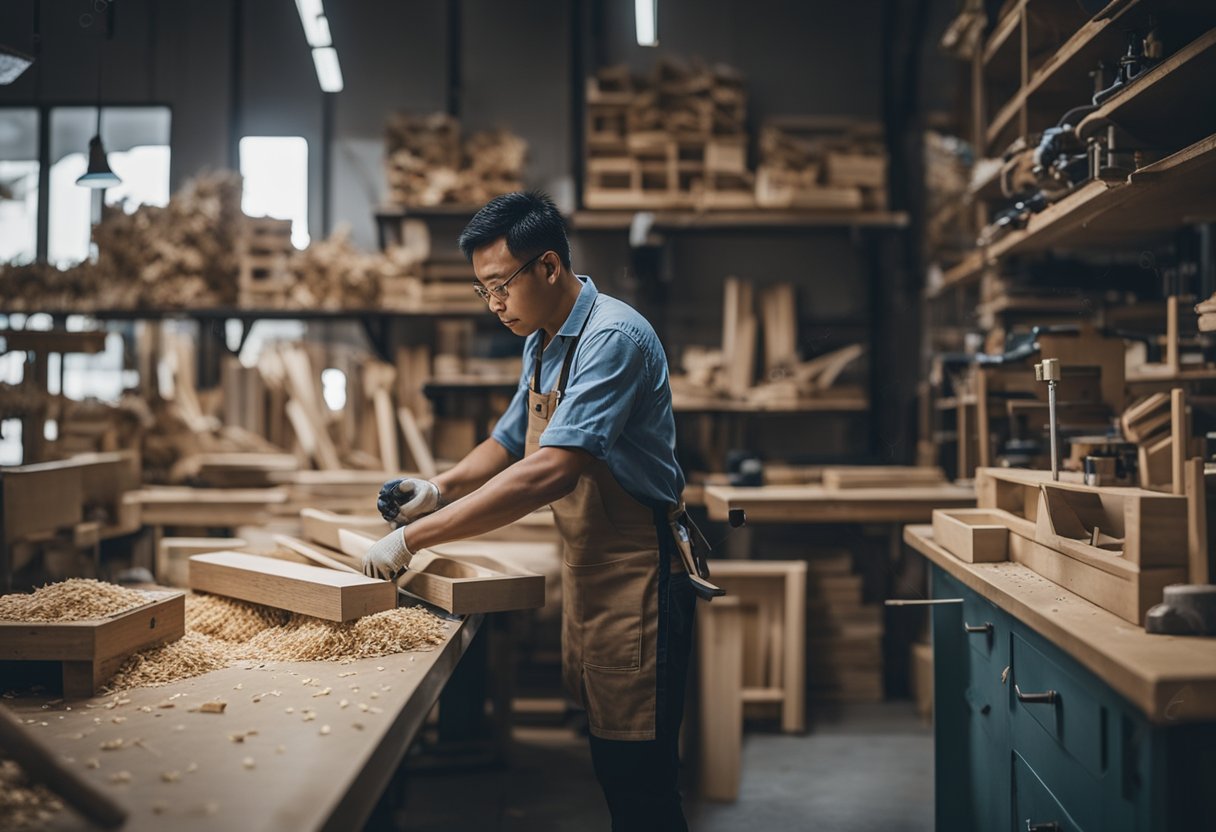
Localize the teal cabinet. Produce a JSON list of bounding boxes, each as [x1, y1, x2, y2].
[[930, 565, 1216, 831]]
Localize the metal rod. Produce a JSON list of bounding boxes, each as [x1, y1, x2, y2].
[[1048, 379, 1059, 481]]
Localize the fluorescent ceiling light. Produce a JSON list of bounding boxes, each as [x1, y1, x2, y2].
[[635, 0, 658, 47], [312, 47, 343, 93], [295, 0, 331, 48]]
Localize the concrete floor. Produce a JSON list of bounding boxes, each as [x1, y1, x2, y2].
[[394, 702, 934, 831]]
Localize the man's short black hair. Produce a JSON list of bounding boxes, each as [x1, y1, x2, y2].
[[457, 190, 571, 269]]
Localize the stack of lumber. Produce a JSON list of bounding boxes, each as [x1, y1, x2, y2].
[[668, 276, 865, 406], [1195, 292, 1216, 332], [805, 549, 884, 703], [384, 112, 526, 207], [378, 220, 483, 312], [0, 172, 245, 311], [755, 117, 887, 211], [584, 58, 753, 210]]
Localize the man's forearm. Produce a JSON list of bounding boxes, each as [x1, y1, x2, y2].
[[432, 438, 515, 502], [404, 448, 585, 551]]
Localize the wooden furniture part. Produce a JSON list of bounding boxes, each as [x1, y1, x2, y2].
[[0, 704, 127, 828], [2, 613, 482, 832], [299, 507, 392, 551], [336, 531, 546, 615], [931, 508, 1010, 563], [0, 590, 184, 698], [156, 536, 248, 588], [821, 465, 946, 491], [704, 482, 976, 524], [906, 524, 1216, 832], [976, 467, 1188, 624], [134, 486, 288, 527], [188, 551, 396, 622], [707, 559, 807, 733], [697, 596, 748, 803]]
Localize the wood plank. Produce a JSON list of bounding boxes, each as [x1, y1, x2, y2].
[[821, 466, 945, 491], [397, 407, 438, 479], [703, 483, 976, 524], [157, 537, 247, 587], [300, 507, 391, 551], [188, 551, 396, 622], [698, 597, 746, 802], [1171, 388, 1187, 495], [372, 389, 399, 473], [274, 535, 364, 574], [1185, 457, 1210, 584]]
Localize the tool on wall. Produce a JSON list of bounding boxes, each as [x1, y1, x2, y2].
[[1035, 358, 1062, 481]]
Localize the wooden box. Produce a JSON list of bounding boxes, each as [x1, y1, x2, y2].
[[189, 551, 396, 622], [0, 590, 184, 697], [337, 531, 545, 615], [932, 508, 1009, 563]]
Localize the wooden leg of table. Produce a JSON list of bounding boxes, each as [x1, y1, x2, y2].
[[61, 660, 103, 699], [782, 567, 807, 733], [699, 597, 745, 802]]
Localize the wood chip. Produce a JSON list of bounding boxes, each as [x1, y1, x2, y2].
[[193, 702, 226, 714], [162, 771, 181, 783], [311, 687, 331, 698], [85, 758, 100, 769], [242, 757, 255, 770], [109, 771, 131, 784], [319, 725, 331, 736], [100, 739, 124, 751]]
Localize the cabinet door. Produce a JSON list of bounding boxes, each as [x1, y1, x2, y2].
[[1013, 751, 1085, 832]]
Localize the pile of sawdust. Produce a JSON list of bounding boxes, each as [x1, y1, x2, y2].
[[0, 579, 150, 622], [103, 593, 446, 691]]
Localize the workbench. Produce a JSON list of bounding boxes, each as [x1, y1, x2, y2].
[[4, 609, 482, 832], [703, 482, 976, 524], [905, 524, 1216, 831]]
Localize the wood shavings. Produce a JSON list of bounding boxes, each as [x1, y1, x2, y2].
[[110, 771, 132, 784], [242, 757, 255, 770], [319, 725, 331, 736], [85, 758, 100, 769], [161, 771, 181, 783], [338, 672, 357, 678], [190, 702, 227, 714], [0, 579, 149, 622], [99, 739, 124, 751], [111, 717, 126, 725], [339, 699, 349, 709], [105, 593, 445, 692], [311, 687, 332, 698]]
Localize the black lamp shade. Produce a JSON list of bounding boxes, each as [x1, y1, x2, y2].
[[76, 134, 121, 189]]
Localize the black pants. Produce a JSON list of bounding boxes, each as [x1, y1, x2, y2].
[[588, 536, 696, 832]]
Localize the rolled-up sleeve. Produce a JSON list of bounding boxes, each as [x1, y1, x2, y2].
[[539, 328, 646, 459], [490, 353, 531, 459]]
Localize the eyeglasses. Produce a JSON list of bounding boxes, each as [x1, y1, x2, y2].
[[472, 252, 545, 304]]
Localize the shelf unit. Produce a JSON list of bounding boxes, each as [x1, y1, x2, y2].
[[921, 1, 1216, 479]]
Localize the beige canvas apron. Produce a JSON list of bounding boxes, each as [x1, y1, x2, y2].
[[523, 323, 680, 741]]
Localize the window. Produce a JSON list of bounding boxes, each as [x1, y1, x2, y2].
[[0, 108, 40, 264], [47, 106, 171, 266], [239, 136, 310, 249]]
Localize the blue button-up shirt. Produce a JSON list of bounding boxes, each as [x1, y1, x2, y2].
[[491, 276, 685, 507]]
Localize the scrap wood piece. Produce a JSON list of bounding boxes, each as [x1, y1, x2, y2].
[[397, 407, 438, 479], [274, 534, 363, 574], [299, 507, 390, 550], [188, 551, 396, 622], [794, 343, 865, 391], [1121, 392, 1172, 444], [0, 705, 127, 828]]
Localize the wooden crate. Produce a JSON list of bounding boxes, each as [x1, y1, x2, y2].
[[0, 590, 184, 697]]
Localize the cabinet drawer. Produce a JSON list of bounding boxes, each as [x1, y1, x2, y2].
[[1011, 632, 1107, 780], [1014, 751, 1086, 832]]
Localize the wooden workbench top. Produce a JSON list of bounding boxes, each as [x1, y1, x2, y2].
[[5, 610, 481, 831], [704, 483, 976, 523], [904, 524, 1216, 725]]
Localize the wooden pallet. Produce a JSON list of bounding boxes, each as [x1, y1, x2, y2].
[[0, 590, 184, 697]]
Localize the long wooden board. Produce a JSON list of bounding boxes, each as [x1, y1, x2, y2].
[[0, 591, 184, 697], [300, 508, 392, 551], [188, 551, 396, 621], [822, 466, 946, 491]]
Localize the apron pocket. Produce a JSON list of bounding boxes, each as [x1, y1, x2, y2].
[[566, 551, 652, 670]]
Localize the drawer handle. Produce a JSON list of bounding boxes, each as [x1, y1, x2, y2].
[[1014, 684, 1057, 705], [1026, 822, 1061, 832], [964, 621, 993, 635]]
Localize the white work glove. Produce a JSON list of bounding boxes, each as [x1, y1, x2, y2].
[[362, 527, 415, 581], [376, 477, 440, 525]]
